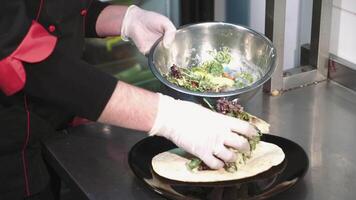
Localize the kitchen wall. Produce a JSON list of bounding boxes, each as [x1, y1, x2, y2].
[[246, 0, 313, 70], [330, 0, 356, 69], [250, 0, 356, 71], [214, 0, 226, 22], [221, 0, 355, 71], [249, 0, 266, 34], [219, 0, 314, 70]]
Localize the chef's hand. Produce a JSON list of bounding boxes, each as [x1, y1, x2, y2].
[[149, 94, 259, 169], [121, 5, 176, 55]]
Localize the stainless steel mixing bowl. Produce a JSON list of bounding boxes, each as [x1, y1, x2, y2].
[[148, 22, 276, 104]]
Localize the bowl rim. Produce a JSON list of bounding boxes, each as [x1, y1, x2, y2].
[[148, 22, 277, 98]]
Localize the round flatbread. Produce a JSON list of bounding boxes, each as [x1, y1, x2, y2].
[[151, 141, 285, 182], [249, 114, 270, 134]]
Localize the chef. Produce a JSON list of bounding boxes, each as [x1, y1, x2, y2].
[[0, 1, 258, 199]]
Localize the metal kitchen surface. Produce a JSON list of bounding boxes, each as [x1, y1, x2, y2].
[[44, 80, 356, 200]]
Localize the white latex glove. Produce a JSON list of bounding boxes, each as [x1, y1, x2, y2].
[[121, 5, 176, 55], [149, 94, 259, 169]]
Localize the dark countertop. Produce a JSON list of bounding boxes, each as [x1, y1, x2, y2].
[[44, 81, 356, 200]]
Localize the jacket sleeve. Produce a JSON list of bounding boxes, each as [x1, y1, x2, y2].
[[23, 46, 118, 121], [85, 0, 111, 38], [0, 1, 118, 121]]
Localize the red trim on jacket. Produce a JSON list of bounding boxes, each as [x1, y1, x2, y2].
[[0, 21, 57, 96], [22, 95, 32, 196]]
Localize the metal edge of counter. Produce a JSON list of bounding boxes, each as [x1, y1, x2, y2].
[[42, 136, 90, 200]]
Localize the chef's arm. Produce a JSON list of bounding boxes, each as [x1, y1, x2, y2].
[[93, 4, 176, 54], [84, 1, 127, 37], [94, 5, 128, 37], [97, 81, 258, 170], [98, 82, 158, 132]]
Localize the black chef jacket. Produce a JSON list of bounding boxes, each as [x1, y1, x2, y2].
[[0, 0, 118, 199]]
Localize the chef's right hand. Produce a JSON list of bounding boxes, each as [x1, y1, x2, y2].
[[120, 5, 176, 55], [149, 94, 259, 169]]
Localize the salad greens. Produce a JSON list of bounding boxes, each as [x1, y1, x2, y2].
[[186, 98, 262, 173], [166, 48, 255, 92]]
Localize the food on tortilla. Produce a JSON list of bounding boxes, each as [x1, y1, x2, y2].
[[188, 98, 270, 173], [215, 98, 270, 134], [151, 141, 285, 182], [165, 47, 256, 92], [151, 98, 282, 182]]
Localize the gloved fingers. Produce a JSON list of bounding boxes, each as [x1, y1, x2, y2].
[[136, 39, 152, 55], [160, 16, 176, 32], [244, 124, 259, 137], [162, 30, 176, 49], [224, 115, 258, 138], [157, 15, 176, 48], [224, 132, 250, 153], [201, 154, 224, 170], [213, 144, 237, 162], [142, 18, 175, 54]]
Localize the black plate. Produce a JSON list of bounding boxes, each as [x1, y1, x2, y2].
[[128, 135, 309, 200]]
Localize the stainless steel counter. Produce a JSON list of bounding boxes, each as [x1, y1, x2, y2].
[[44, 80, 356, 200], [248, 81, 356, 200]]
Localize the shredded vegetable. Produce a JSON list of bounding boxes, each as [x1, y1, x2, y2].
[[166, 48, 255, 92]]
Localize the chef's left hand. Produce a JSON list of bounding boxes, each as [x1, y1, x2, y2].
[[121, 5, 176, 55]]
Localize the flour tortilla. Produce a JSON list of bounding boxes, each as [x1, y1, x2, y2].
[[152, 141, 285, 182], [248, 114, 270, 134]]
